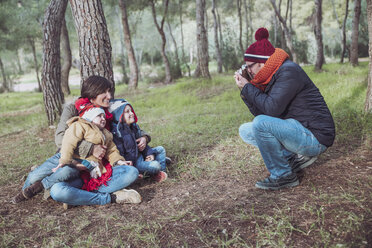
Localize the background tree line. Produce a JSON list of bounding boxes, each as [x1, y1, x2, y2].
[[0, 0, 371, 124]]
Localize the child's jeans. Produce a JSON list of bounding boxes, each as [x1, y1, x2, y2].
[[135, 146, 166, 175], [23, 153, 80, 190]]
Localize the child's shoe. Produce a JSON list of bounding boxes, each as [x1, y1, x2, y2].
[[153, 171, 168, 183], [112, 189, 141, 204], [165, 157, 172, 165]]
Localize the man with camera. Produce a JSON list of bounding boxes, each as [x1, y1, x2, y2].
[[234, 27, 335, 190]]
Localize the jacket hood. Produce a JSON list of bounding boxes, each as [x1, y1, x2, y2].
[[108, 99, 138, 124]]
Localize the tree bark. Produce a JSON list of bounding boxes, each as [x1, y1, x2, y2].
[[314, 0, 325, 71], [0, 57, 8, 92], [167, 21, 182, 78], [365, 0, 372, 112], [60, 18, 71, 96], [119, 0, 138, 88], [41, 0, 67, 125], [179, 0, 191, 77], [237, 0, 244, 53], [350, 0, 361, 66], [270, 0, 298, 63], [16, 50, 23, 74], [332, 0, 349, 63], [69, 0, 115, 94], [115, 6, 129, 85], [195, 0, 211, 78], [212, 0, 222, 73], [28, 37, 41, 92], [149, 0, 172, 84]]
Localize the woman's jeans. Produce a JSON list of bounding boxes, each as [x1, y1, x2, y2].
[[239, 115, 327, 179], [50, 165, 139, 205], [135, 146, 166, 174], [23, 153, 80, 190]]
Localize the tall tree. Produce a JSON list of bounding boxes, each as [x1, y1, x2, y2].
[[212, 0, 222, 73], [314, 0, 325, 71], [237, 0, 244, 53], [0, 58, 8, 92], [332, 0, 350, 63], [167, 21, 182, 78], [179, 0, 191, 76], [270, 0, 298, 63], [119, 0, 139, 89], [195, 0, 211, 78], [28, 37, 41, 92], [365, 0, 372, 112], [350, 0, 361, 66], [60, 18, 71, 96], [41, 0, 68, 125], [149, 0, 172, 84], [69, 0, 115, 93]]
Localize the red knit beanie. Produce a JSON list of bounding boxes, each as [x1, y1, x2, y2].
[[244, 28, 275, 63]]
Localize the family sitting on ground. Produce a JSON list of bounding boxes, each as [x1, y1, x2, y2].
[[13, 27, 335, 207], [13, 76, 169, 207]]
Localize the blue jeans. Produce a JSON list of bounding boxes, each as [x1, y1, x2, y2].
[[50, 165, 139, 205], [239, 115, 327, 179], [135, 146, 166, 174], [23, 153, 80, 190]]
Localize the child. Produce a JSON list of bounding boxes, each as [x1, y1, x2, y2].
[[13, 104, 140, 203], [109, 99, 168, 182]]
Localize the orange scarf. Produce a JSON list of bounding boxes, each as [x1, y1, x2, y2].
[[251, 48, 289, 91]]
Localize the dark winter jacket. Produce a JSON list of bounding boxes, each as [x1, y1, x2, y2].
[[109, 99, 154, 164], [240, 60, 335, 147]]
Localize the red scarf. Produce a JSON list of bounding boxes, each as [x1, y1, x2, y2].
[[75, 98, 113, 130], [251, 48, 289, 91], [80, 159, 113, 191]]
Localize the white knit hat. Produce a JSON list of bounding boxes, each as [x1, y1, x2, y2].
[[80, 105, 105, 122]]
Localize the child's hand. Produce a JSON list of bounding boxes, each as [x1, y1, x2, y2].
[[52, 163, 64, 173], [145, 155, 155, 161], [117, 160, 133, 166], [90, 166, 102, 179]]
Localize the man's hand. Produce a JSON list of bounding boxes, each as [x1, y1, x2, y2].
[[145, 155, 155, 161], [234, 72, 249, 90], [92, 145, 107, 160], [136, 137, 147, 152]]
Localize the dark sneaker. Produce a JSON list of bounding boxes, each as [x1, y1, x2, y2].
[[22, 181, 44, 199], [255, 174, 299, 190], [291, 155, 318, 173], [165, 157, 172, 166], [12, 192, 26, 204]]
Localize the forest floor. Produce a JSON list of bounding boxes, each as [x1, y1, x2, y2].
[[1, 64, 372, 247]]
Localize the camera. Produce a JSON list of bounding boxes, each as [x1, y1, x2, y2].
[[238, 64, 253, 81]]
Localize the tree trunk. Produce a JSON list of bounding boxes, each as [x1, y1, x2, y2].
[[69, 0, 115, 94], [365, 0, 372, 112], [28, 37, 41, 92], [237, 0, 244, 53], [149, 0, 172, 84], [314, 0, 325, 71], [195, 0, 211, 78], [179, 0, 191, 77], [332, 0, 349, 63], [41, 0, 68, 125], [270, 0, 298, 63], [60, 18, 71, 96], [212, 0, 222, 73], [350, 0, 361, 66], [0, 57, 8, 92], [167, 21, 182, 79], [115, 6, 129, 85], [16, 50, 23, 74], [119, 0, 138, 88]]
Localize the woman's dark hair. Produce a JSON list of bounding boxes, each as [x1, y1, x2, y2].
[[81, 75, 113, 100]]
